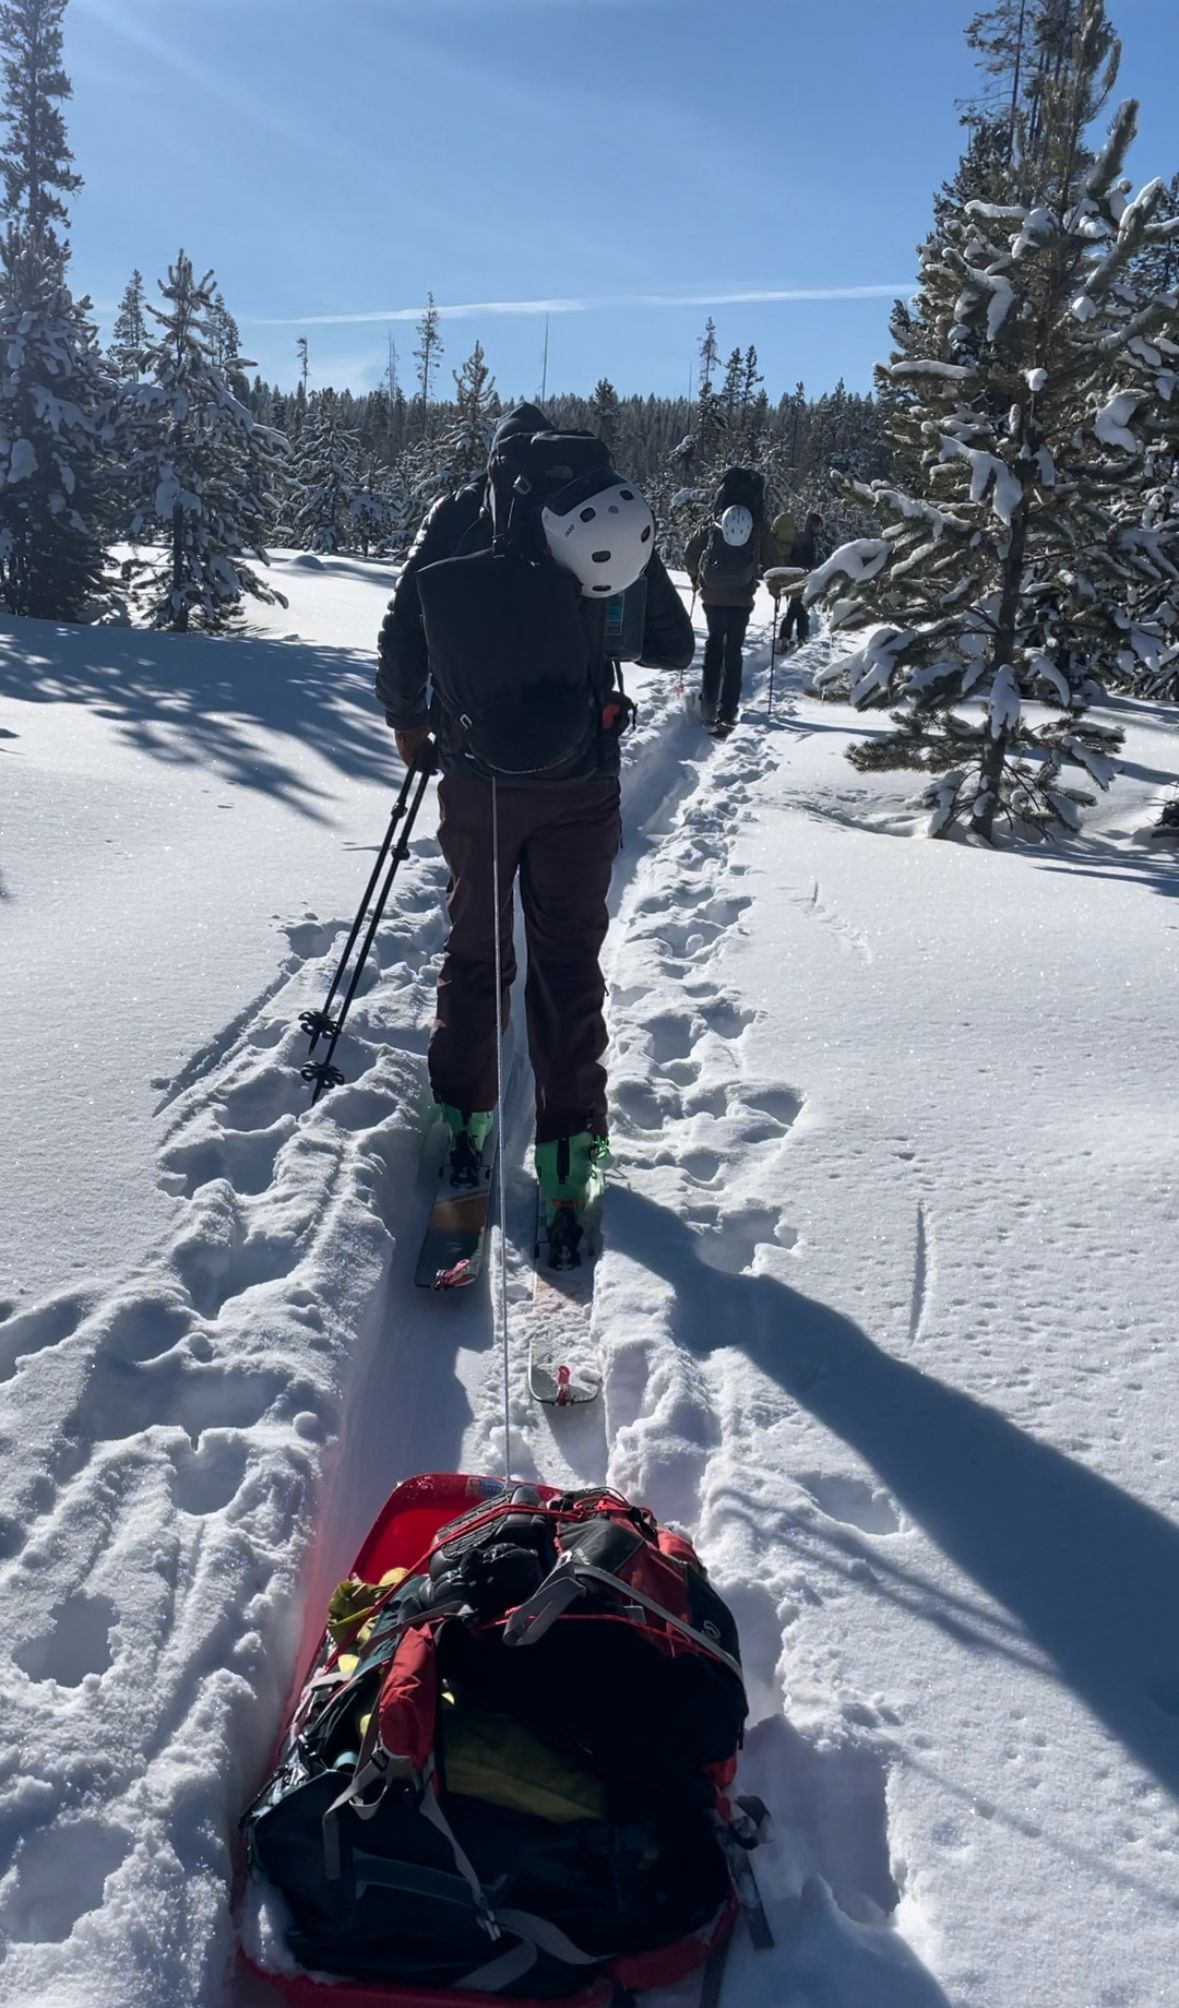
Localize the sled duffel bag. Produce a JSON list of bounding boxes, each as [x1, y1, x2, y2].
[[239, 1472, 766, 2005]]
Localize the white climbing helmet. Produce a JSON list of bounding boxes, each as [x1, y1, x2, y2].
[[718, 503, 754, 547], [542, 470, 655, 597]]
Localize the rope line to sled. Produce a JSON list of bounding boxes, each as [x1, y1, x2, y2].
[[490, 775, 513, 1480]]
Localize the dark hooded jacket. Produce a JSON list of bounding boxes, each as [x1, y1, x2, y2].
[[376, 403, 694, 779]]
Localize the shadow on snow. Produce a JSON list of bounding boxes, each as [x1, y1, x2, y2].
[[0, 617, 391, 823], [607, 1186, 1179, 1817]]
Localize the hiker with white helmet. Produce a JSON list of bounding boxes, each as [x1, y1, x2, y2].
[[683, 467, 775, 735], [376, 403, 692, 1245]]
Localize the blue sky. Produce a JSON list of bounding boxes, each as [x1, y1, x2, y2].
[[64, 0, 1179, 405]]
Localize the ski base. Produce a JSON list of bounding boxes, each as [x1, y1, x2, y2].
[[527, 1185, 602, 1405], [414, 1121, 499, 1291]]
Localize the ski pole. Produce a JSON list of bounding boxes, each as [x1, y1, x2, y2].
[[767, 607, 779, 724], [300, 741, 436, 1102], [682, 586, 702, 702]]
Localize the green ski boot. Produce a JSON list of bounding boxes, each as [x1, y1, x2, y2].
[[440, 1105, 495, 1190], [535, 1132, 610, 1268]]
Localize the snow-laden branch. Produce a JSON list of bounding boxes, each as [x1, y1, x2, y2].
[[938, 435, 1024, 526], [889, 360, 976, 382], [1094, 389, 1142, 453], [802, 538, 892, 605]]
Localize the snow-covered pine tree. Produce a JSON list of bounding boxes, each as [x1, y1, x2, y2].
[[109, 268, 147, 380], [691, 317, 725, 479], [209, 288, 249, 401], [444, 339, 497, 482], [414, 291, 443, 439], [348, 465, 395, 560], [589, 377, 621, 456], [1110, 170, 1179, 701], [809, 0, 1179, 843], [288, 392, 359, 553], [0, 0, 111, 619], [129, 251, 286, 631], [720, 347, 744, 438], [741, 347, 765, 456]]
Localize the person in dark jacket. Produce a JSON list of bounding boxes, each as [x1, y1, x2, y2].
[[683, 468, 776, 729], [779, 512, 824, 647], [376, 403, 693, 1247]]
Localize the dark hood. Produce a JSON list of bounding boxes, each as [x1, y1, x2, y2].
[[713, 465, 765, 515], [490, 401, 553, 459]]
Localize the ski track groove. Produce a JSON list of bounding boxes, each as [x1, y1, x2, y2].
[[910, 1198, 930, 1347]]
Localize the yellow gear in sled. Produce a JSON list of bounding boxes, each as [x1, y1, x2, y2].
[[443, 1706, 607, 1825], [327, 1568, 408, 1646]]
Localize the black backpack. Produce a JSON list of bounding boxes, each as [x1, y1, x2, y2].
[[699, 522, 759, 592], [416, 433, 625, 781], [698, 468, 764, 593]]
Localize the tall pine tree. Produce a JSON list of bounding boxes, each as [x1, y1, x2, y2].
[[109, 268, 147, 380], [287, 392, 360, 553], [0, 0, 110, 619], [129, 252, 286, 631], [811, 0, 1179, 842], [444, 339, 497, 482], [414, 291, 443, 438], [589, 377, 621, 455]]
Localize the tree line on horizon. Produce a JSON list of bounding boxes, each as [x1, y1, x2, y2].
[[0, 0, 887, 628], [0, 0, 1176, 849]]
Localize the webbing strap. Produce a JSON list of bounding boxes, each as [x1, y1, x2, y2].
[[494, 1908, 608, 1967], [420, 1763, 501, 1940], [501, 1554, 583, 1645], [504, 1554, 745, 1687], [352, 1853, 479, 1909], [699, 1934, 733, 2008], [322, 1703, 389, 1881], [459, 1939, 538, 1994]]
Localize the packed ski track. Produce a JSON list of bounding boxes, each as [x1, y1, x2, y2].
[[2, 558, 1178, 2008]]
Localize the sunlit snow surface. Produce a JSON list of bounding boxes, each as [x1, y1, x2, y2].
[[1, 559, 1177, 2008]]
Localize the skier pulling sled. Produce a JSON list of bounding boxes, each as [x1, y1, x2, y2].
[[376, 406, 693, 1275], [240, 1472, 771, 2005]]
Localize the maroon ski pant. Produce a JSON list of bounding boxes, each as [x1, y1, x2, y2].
[[430, 771, 621, 1144]]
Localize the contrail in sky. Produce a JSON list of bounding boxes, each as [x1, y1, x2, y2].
[[249, 284, 913, 328]]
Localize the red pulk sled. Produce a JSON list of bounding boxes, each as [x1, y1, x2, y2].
[[240, 1473, 770, 2007]]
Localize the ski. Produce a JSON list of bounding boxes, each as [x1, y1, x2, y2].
[[527, 1184, 602, 1405], [414, 1119, 499, 1291]]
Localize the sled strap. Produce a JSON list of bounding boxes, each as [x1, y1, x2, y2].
[[322, 1706, 392, 1880], [459, 1939, 539, 1993], [501, 1553, 584, 1644], [495, 1908, 609, 1966], [420, 1760, 501, 1940], [505, 1555, 745, 1684], [699, 1934, 732, 2008], [576, 1563, 747, 1682], [351, 1854, 484, 1910], [713, 1819, 774, 1952]]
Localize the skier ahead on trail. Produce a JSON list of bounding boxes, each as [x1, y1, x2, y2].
[[777, 511, 824, 649], [376, 402, 693, 1245], [683, 467, 775, 731]]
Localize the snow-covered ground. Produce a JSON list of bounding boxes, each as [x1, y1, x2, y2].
[[1, 559, 1177, 2008]]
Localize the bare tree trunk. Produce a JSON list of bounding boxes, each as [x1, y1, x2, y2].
[[170, 500, 188, 633], [974, 501, 1029, 842], [1009, 0, 1028, 153]]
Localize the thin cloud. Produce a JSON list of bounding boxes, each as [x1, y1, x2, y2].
[[249, 284, 913, 329]]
